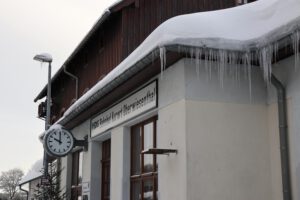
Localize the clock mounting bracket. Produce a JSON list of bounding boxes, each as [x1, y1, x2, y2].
[[74, 135, 88, 151]]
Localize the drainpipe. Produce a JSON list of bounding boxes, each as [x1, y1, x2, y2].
[[271, 74, 292, 200], [19, 184, 29, 200], [63, 65, 79, 99]]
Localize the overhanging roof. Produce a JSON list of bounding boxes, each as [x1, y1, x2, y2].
[[34, 0, 136, 102]]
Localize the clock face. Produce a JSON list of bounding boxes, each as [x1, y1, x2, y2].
[[44, 128, 74, 157]]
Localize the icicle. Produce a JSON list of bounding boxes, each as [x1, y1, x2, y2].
[[218, 50, 226, 88], [259, 45, 273, 83], [243, 52, 252, 101], [292, 30, 300, 70], [195, 48, 201, 79], [273, 42, 279, 63], [151, 51, 156, 64], [159, 46, 166, 79], [177, 45, 182, 54]]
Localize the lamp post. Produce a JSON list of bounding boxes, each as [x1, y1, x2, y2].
[[33, 53, 53, 178]]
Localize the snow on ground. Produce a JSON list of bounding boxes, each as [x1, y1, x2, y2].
[[59, 0, 300, 124]]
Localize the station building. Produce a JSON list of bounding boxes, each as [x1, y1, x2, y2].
[[34, 0, 300, 200]]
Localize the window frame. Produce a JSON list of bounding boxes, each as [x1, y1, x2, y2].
[[130, 116, 158, 200]]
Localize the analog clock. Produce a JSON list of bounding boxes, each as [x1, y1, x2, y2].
[[44, 127, 74, 157]]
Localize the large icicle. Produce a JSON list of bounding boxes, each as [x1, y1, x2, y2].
[[159, 47, 166, 78], [259, 45, 273, 83], [292, 30, 300, 69]]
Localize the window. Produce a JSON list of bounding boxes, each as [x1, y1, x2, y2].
[[71, 150, 83, 200], [131, 117, 158, 200]]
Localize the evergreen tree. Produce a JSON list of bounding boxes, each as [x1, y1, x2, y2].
[[34, 160, 66, 200]]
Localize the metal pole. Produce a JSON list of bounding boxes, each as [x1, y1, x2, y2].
[[44, 62, 52, 177]]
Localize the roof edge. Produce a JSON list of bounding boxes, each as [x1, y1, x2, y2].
[[34, 9, 112, 102]]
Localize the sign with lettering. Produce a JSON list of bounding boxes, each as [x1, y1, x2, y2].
[[91, 81, 157, 138], [82, 182, 90, 195]]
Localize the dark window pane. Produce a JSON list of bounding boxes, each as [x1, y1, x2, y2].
[[143, 179, 154, 200], [131, 180, 141, 200], [102, 139, 111, 200], [132, 126, 141, 175]]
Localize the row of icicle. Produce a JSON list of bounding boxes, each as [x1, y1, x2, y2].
[[158, 29, 300, 100]]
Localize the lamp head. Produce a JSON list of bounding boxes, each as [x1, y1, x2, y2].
[[33, 53, 52, 63]]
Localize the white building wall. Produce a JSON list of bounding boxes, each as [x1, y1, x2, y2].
[[57, 55, 300, 200], [59, 155, 72, 197], [110, 127, 130, 200], [157, 100, 187, 200], [180, 58, 273, 200], [186, 101, 272, 200]]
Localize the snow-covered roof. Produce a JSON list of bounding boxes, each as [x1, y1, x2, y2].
[[19, 159, 43, 185], [46, 0, 299, 127]]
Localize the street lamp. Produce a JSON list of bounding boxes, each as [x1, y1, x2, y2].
[[33, 53, 52, 178]]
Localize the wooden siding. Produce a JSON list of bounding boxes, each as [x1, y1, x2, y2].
[[49, 0, 239, 123], [51, 14, 122, 120], [121, 0, 236, 59]]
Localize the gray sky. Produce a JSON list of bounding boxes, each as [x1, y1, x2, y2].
[[0, 0, 115, 174]]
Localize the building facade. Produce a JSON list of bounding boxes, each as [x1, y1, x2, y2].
[[34, 0, 300, 200]]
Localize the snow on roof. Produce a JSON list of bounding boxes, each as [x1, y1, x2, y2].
[[19, 159, 43, 185], [55, 0, 300, 125]]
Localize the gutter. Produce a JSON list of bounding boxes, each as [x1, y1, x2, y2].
[[271, 74, 292, 200], [19, 184, 29, 200], [34, 10, 111, 102], [63, 65, 79, 99]]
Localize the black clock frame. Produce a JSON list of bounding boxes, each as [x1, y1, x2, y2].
[[44, 127, 89, 158]]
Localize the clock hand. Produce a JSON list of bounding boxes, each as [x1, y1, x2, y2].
[[54, 138, 62, 144], [59, 131, 62, 142]]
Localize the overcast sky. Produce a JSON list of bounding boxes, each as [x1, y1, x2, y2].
[[0, 0, 115, 174]]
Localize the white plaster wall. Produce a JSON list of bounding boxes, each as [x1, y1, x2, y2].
[[186, 100, 272, 200], [89, 141, 102, 200], [157, 100, 187, 200], [110, 127, 130, 200], [60, 154, 71, 197], [157, 58, 276, 200]]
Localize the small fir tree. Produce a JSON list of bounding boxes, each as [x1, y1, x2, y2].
[[34, 160, 67, 200]]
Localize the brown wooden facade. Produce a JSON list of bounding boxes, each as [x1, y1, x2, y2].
[[36, 0, 252, 125]]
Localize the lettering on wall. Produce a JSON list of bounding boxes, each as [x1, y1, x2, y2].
[[91, 81, 157, 138]]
